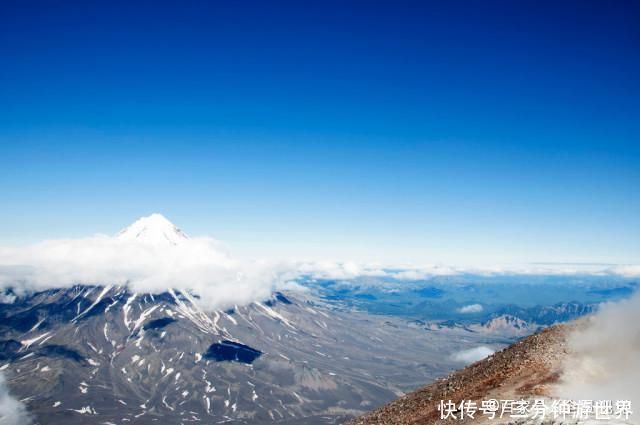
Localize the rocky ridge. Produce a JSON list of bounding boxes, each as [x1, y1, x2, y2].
[[348, 324, 575, 425]]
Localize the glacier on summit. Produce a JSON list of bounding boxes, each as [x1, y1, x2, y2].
[[116, 213, 190, 246]]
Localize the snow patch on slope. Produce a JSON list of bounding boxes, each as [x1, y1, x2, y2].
[[117, 214, 189, 246]]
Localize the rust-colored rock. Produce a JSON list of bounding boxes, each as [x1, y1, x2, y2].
[[348, 324, 574, 425]]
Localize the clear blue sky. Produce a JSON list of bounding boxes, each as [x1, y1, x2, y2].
[[1, 0, 638, 265]]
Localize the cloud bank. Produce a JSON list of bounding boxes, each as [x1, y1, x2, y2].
[[556, 292, 640, 410], [298, 261, 640, 282], [0, 373, 31, 425], [296, 261, 389, 280], [458, 304, 484, 314], [0, 233, 294, 311], [0, 214, 638, 311]]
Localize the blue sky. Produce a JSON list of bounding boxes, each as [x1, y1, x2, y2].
[[0, 1, 638, 265]]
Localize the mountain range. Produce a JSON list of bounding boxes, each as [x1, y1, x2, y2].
[[0, 215, 633, 424]]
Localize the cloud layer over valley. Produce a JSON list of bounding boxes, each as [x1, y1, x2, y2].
[[0, 214, 638, 311], [557, 292, 640, 409]]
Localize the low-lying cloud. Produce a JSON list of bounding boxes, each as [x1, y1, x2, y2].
[[0, 234, 295, 311], [0, 215, 638, 312], [451, 346, 494, 364], [297, 261, 388, 280], [299, 262, 640, 282], [458, 304, 484, 314], [556, 292, 640, 409], [0, 373, 31, 425]]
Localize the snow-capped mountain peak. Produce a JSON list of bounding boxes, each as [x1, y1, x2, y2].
[[117, 213, 189, 245]]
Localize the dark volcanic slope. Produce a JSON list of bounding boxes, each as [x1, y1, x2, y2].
[[349, 324, 572, 425]]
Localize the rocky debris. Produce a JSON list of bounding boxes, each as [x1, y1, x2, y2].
[[348, 324, 576, 425]]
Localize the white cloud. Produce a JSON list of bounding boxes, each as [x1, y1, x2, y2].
[[0, 234, 295, 311], [451, 346, 494, 364], [0, 214, 637, 311], [298, 261, 640, 282], [556, 292, 640, 409], [610, 264, 640, 277], [390, 265, 458, 280], [296, 261, 388, 280], [0, 373, 31, 425], [458, 304, 483, 314]]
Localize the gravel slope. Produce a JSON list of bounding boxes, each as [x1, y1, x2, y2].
[[348, 324, 573, 425]]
